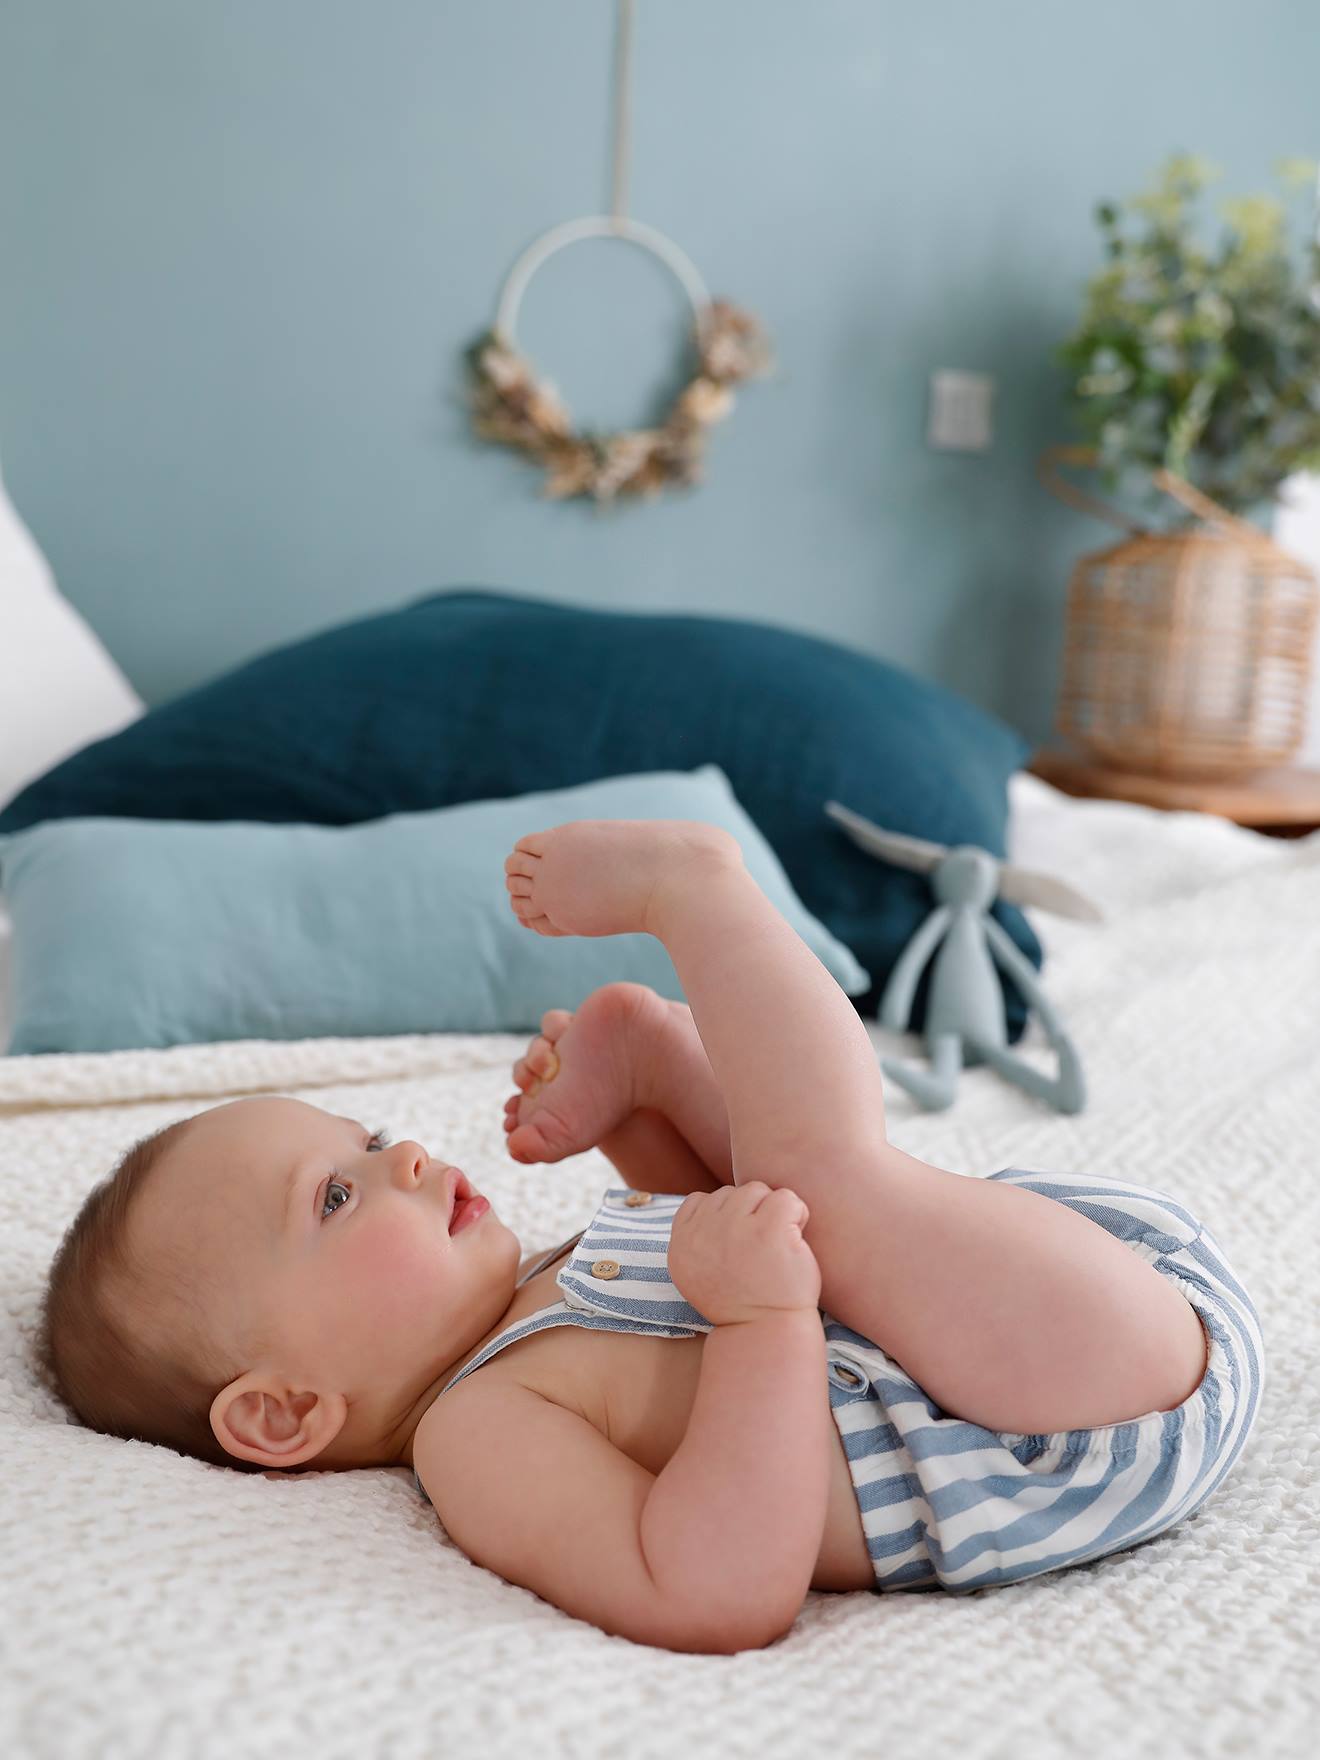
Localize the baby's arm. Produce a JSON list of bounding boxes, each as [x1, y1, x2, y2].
[[640, 1308, 832, 1638], [417, 1309, 832, 1653]]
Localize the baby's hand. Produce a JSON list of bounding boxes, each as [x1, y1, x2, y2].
[[668, 1182, 820, 1326]]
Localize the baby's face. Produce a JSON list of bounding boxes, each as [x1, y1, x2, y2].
[[138, 1095, 524, 1467]]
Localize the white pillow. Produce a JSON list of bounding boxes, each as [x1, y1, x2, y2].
[[0, 462, 145, 813]]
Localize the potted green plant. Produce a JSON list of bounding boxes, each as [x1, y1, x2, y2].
[[1057, 152, 1320, 521]]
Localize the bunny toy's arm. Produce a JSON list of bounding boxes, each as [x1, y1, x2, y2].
[[980, 916, 1087, 1114], [880, 905, 953, 1032], [981, 917, 1068, 1045]]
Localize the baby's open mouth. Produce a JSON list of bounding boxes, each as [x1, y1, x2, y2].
[[447, 1171, 474, 1230], [448, 1170, 492, 1235]]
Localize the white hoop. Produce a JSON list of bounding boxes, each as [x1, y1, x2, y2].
[[493, 215, 712, 351]]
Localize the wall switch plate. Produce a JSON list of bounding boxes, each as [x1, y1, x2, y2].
[[928, 370, 995, 450]]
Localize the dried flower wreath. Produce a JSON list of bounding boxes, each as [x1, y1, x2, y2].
[[466, 298, 773, 504]]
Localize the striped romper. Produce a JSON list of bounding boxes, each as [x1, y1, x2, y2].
[[412, 1169, 1264, 1592]]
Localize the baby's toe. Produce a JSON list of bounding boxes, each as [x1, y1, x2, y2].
[[527, 1038, 560, 1079], [511, 1039, 553, 1089], [507, 1111, 573, 1165], [507, 1117, 553, 1163]]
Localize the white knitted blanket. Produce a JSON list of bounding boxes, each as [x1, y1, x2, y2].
[[1, 775, 1316, 1760]]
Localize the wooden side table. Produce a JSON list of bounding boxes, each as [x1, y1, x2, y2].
[[1029, 749, 1320, 838]]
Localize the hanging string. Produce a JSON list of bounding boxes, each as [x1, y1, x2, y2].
[[610, 0, 634, 225], [471, 0, 772, 501]]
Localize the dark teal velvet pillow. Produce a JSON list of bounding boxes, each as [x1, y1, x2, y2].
[[0, 588, 1039, 1035]]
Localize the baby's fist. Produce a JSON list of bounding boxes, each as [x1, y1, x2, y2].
[[668, 1181, 820, 1326]]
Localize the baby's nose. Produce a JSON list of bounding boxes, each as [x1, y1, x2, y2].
[[389, 1140, 429, 1184]]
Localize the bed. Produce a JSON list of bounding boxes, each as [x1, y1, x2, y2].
[[2, 773, 1316, 1759]]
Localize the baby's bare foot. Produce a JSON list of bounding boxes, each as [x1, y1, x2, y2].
[[502, 981, 676, 1164], [503, 819, 741, 940]]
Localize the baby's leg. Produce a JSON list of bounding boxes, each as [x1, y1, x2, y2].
[[629, 998, 735, 1184], [595, 999, 735, 1192], [503, 985, 734, 1184], [645, 850, 1208, 1434], [647, 858, 1217, 1436], [597, 1109, 724, 1196], [507, 823, 1209, 1435]]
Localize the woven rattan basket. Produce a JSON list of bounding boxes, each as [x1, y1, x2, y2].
[[1039, 445, 1320, 779]]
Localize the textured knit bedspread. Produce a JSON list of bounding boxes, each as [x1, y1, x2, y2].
[[1, 776, 1316, 1760]]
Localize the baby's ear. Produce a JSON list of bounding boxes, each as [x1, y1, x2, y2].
[[210, 1374, 348, 1469]]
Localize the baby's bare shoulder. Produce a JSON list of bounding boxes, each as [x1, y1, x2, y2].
[[412, 1327, 605, 1488]]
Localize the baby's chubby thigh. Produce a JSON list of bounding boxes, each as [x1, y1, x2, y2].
[[755, 1146, 1213, 1435]]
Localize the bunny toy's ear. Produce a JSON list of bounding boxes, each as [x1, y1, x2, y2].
[[823, 801, 949, 874], [997, 863, 1105, 923]]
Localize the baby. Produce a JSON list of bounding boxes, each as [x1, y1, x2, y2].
[[38, 819, 1264, 1654]]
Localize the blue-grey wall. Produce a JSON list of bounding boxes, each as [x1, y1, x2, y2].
[[2, 1, 1317, 744]]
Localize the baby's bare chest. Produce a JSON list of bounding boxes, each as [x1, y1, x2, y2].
[[487, 1314, 874, 1592]]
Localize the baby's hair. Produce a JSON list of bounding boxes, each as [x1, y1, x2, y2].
[[35, 1115, 266, 1475]]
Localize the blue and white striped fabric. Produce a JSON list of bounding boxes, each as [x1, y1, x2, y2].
[[413, 1173, 1264, 1593], [823, 1168, 1264, 1590]]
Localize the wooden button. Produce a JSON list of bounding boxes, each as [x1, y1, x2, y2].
[[623, 1191, 653, 1206], [591, 1259, 621, 1280]]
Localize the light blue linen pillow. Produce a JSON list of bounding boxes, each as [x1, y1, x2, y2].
[[0, 765, 869, 1055]]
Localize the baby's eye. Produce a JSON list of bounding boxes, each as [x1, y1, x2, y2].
[[322, 1133, 392, 1217], [322, 1179, 352, 1219], [320, 1130, 390, 1220]]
